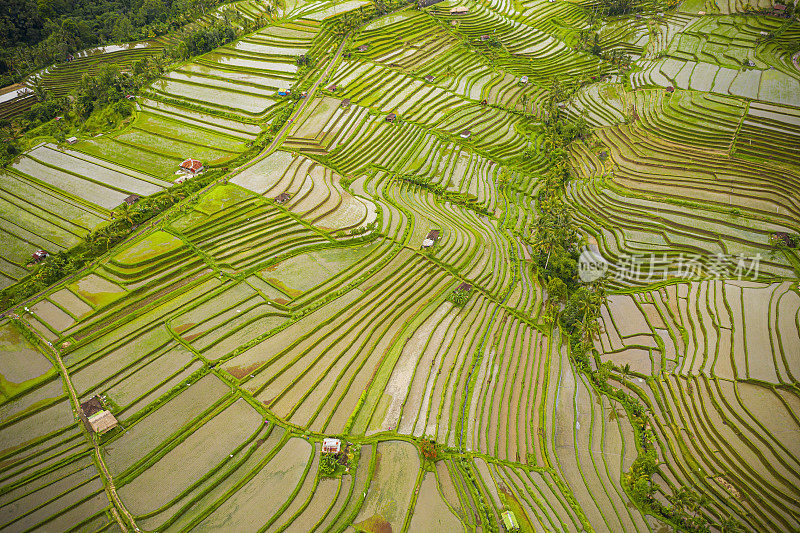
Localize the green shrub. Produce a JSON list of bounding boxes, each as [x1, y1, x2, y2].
[[319, 453, 339, 477], [446, 287, 472, 306]]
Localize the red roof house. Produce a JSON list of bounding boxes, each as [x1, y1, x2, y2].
[[180, 159, 204, 174], [31, 250, 49, 263]]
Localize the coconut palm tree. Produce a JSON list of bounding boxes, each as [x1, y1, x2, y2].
[[720, 518, 744, 533], [620, 363, 631, 388], [30, 76, 48, 102], [117, 203, 134, 226]]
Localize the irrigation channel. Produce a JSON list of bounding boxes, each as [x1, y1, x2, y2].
[[458, 188, 520, 451]]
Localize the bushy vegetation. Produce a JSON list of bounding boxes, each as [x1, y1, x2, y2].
[[419, 439, 441, 463], [0, 0, 229, 87], [446, 286, 472, 306], [319, 453, 339, 477], [179, 18, 237, 56]]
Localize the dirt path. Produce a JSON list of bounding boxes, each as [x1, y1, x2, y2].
[[5, 34, 350, 318], [3, 28, 358, 527], [230, 34, 350, 173], [21, 317, 138, 532]]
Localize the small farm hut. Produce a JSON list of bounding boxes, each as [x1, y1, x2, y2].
[[422, 229, 440, 248], [772, 3, 787, 16], [66, 136, 78, 144], [450, 6, 469, 14], [460, 130, 472, 139], [322, 438, 342, 454], [31, 250, 49, 263], [88, 411, 118, 434], [80, 396, 104, 417], [124, 194, 140, 205]]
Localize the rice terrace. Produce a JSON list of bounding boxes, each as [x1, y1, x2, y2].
[[0, 0, 799, 530]]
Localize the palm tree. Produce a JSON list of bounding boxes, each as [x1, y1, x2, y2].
[[30, 76, 48, 102], [720, 518, 744, 533], [85, 229, 103, 252], [620, 363, 631, 388], [581, 317, 602, 343], [117, 203, 134, 226], [89, 226, 114, 252], [163, 187, 178, 205]]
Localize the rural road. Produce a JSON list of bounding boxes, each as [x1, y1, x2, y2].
[[273, 38, 348, 149], [18, 315, 137, 532], [231, 29, 349, 172], [3, 26, 358, 528], [5, 30, 349, 317]]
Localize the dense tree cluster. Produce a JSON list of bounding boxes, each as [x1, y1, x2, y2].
[[181, 19, 237, 56], [0, 0, 224, 86]]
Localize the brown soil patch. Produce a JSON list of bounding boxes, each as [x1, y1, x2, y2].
[[225, 361, 266, 380], [355, 514, 392, 533], [173, 323, 195, 335]]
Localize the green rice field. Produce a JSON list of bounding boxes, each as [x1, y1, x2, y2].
[[1, 0, 799, 531]]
